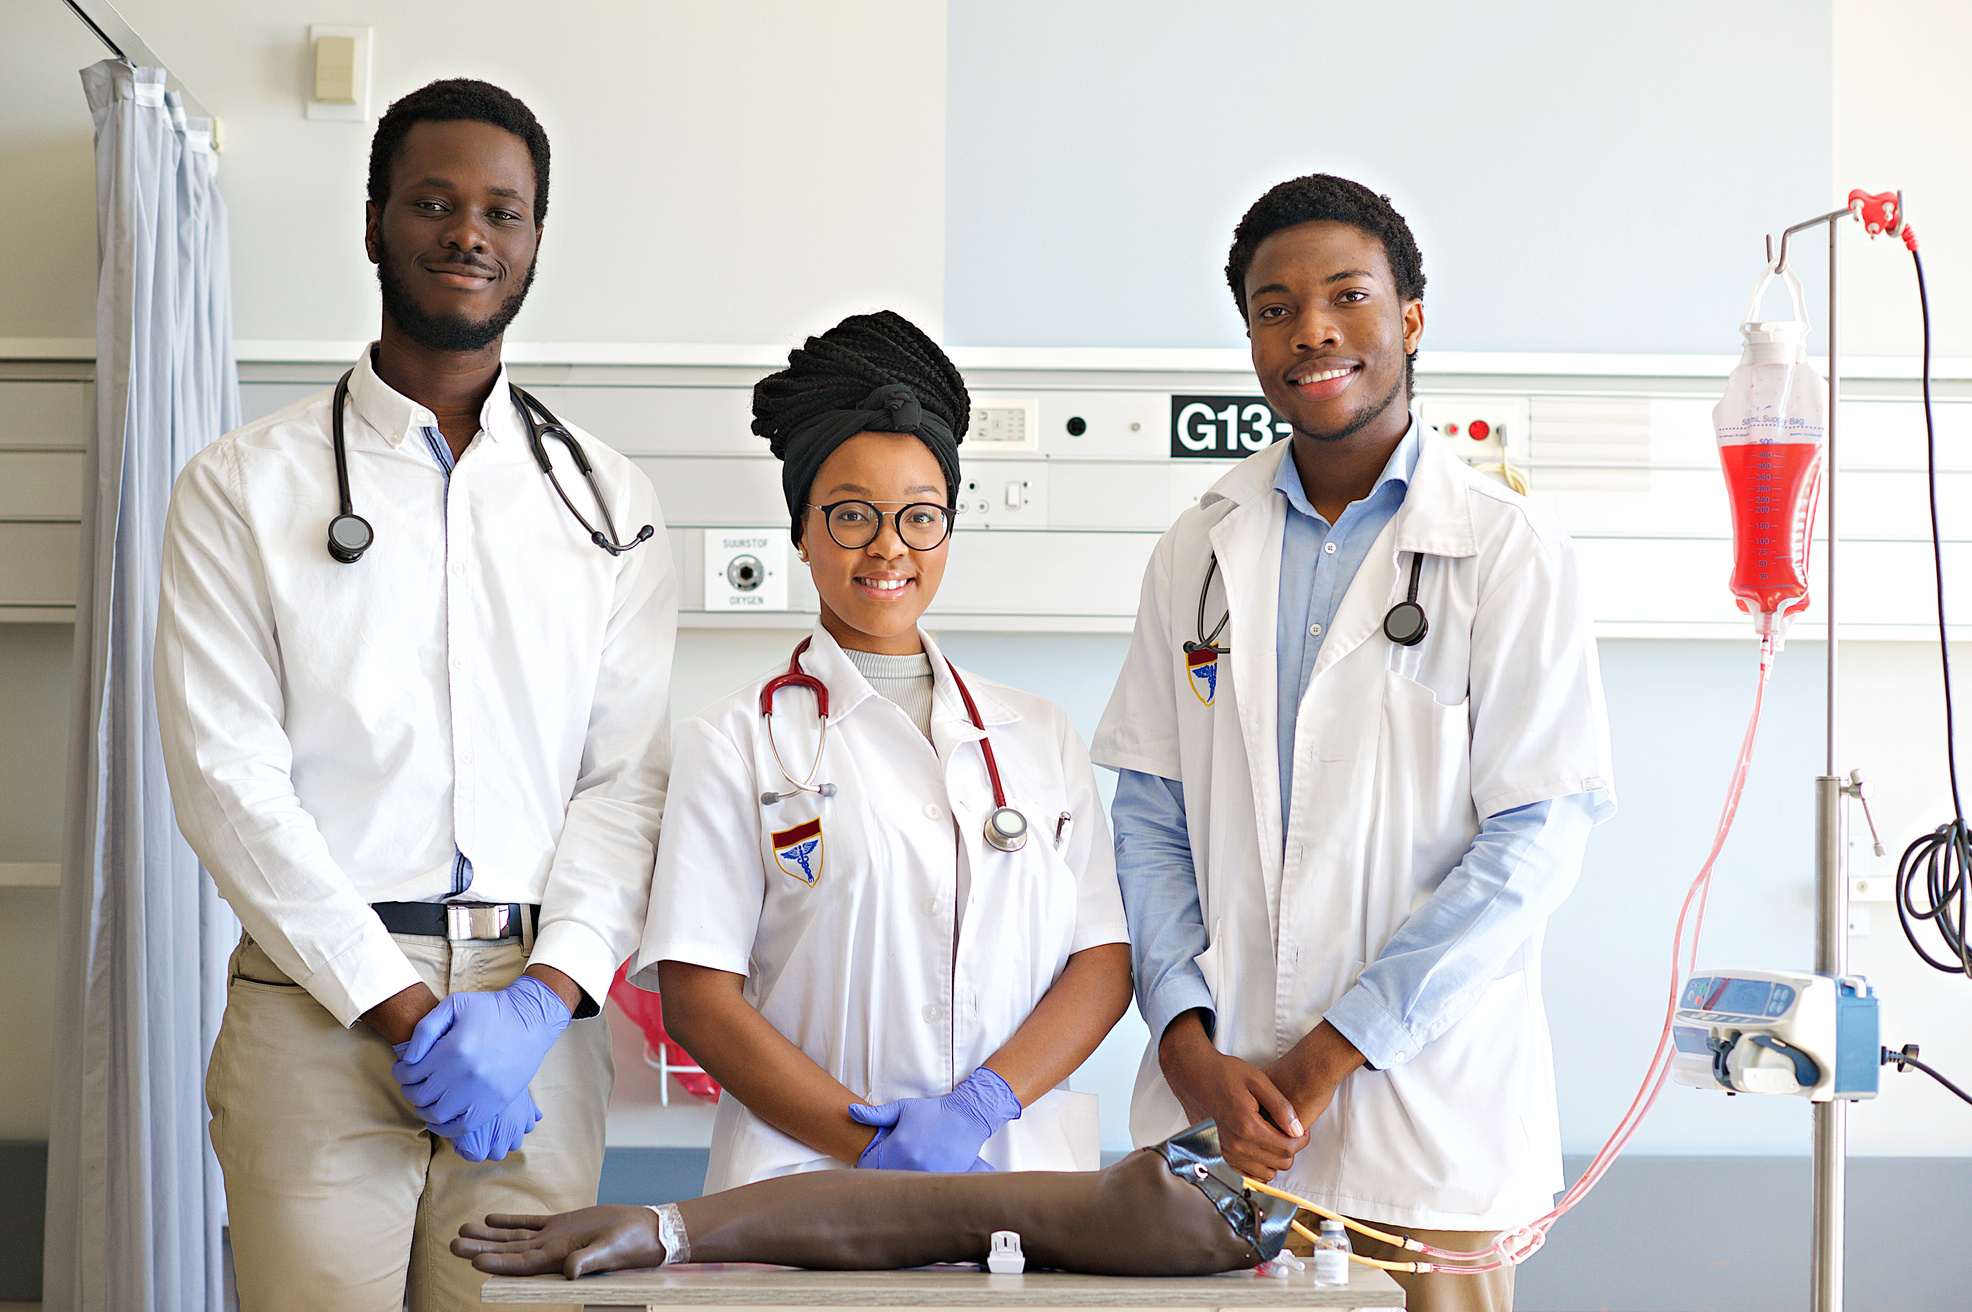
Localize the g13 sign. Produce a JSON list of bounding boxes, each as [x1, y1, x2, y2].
[[1170, 395, 1292, 458]]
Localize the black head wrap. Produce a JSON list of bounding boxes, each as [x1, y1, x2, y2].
[[752, 310, 969, 541]]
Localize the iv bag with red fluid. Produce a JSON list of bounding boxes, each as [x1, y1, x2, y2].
[[1713, 264, 1825, 646]]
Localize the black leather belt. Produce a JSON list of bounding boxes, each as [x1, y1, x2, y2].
[[372, 901, 539, 941]]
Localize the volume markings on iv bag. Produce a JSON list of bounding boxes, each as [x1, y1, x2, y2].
[[1721, 441, 1821, 617]]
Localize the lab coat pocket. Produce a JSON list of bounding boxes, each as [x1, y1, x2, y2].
[[1365, 671, 1475, 957]]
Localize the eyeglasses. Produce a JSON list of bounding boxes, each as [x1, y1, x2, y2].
[[809, 500, 957, 552]]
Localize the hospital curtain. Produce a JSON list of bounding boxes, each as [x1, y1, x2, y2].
[[44, 61, 241, 1312]]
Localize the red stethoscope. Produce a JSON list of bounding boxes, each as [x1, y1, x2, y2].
[[758, 637, 1030, 853]]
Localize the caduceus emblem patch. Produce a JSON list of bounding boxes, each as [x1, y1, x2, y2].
[[1186, 648, 1219, 706], [771, 818, 824, 886]]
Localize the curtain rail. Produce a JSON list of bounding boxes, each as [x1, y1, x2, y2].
[[57, 0, 221, 138]]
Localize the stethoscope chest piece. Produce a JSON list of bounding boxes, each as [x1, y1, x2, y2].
[[984, 805, 1029, 853], [1383, 599, 1428, 646], [327, 512, 374, 564], [1382, 550, 1431, 647]]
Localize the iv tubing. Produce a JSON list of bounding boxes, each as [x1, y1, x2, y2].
[[1246, 635, 1779, 1271], [1282, 1219, 1480, 1276]]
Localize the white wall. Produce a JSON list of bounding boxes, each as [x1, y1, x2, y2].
[[6, 0, 1972, 1173], [943, 0, 1832, 355], [0, 0, 110, 339], [26, 0, 948, 348], [1834, 0, 1972, 358]]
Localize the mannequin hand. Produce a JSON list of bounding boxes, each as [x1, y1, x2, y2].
[[453, 1207, 665, 1278], [849, 1067, 1021, 1172], [392, 975, 570, 1137], [1158, 1011, 1307, 1181], [450, 1090, 543, 1162]]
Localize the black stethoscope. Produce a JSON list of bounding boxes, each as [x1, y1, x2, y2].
[[1185, 548, 1430, 656], [325, 369, 656, 564], [757, 637, 1031, 854]]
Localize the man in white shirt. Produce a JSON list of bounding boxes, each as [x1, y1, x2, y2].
[[155, 79, 676, 1312]]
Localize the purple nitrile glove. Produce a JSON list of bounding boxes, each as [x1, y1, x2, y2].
[[391, 974, 570, 1139], [849, 1066, 1022, 1173], [451, 1090, 543, 1162], [389, 1037, 543, 1162]]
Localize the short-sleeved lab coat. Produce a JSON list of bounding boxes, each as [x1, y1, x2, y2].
[[637, 625, 1128, 1192]]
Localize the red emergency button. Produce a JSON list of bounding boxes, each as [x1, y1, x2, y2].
[[1468, 419, 1491, 441]]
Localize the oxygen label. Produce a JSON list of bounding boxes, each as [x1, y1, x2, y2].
[[704, 529, 789, 611], [1170, 396, 1292, 458]]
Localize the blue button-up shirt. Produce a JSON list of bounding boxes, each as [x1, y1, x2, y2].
[[1113, 420, 1594, 1069], [1273, 418, 1419, 828]]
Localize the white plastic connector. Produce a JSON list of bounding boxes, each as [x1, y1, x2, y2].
[[986, 1230, 1025, 1274]]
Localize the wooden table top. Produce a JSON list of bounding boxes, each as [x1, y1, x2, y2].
[[480, 1262, 1405, 1310]]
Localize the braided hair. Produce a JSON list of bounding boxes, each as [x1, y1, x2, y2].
[[753, 311, 969, 453], [753, 311, 970, 540]]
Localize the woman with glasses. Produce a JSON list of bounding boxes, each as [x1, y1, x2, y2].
[[633, 312, 1132, 1192]]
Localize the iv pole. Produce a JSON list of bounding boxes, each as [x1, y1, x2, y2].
[[1767, 203, 1860, 1312]]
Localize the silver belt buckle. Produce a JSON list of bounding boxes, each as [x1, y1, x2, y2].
[[445, 903, 511, 941]]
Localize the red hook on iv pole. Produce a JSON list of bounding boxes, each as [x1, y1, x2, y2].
[[1849, 189, 1919, 251]]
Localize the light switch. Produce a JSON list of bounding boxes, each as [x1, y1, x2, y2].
[[306, 26, 373, 121], [1004, 480, 1026, 510], [314, 36, 357, 104]]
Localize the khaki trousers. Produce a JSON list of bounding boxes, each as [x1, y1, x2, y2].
[[207, 932, 613, 1312], [1289, 1210, 1514, 1312]]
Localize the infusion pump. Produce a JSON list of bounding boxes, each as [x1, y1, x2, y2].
[[1671, 969, 1880, 1101]]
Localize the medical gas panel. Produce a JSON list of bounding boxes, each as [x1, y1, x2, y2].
[[505, 376, 1972, 638], [3, 364, 1970, 636]]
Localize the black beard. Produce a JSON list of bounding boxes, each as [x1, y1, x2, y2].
[[375, 237, 535, 353], [1295, 366, 1407, 444]]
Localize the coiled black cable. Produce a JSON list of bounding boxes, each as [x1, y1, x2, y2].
[[1895, 248, 1972, 980]]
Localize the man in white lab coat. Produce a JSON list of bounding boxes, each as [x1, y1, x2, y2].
[[1094, 174, 1615, 1312], [155, 80, 675, 1311]]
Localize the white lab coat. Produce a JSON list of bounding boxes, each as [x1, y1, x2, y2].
[[1092, 433, 1615, 1231], [637, 625, 1127, 1193]]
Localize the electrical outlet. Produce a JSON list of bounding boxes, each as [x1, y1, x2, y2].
[[703, 529, 788, 611], [1419, 397, 1530, 472], [955, 462, 1048, 530]]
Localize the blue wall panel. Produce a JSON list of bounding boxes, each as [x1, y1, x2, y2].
[[945, 2, 1832, 354]]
